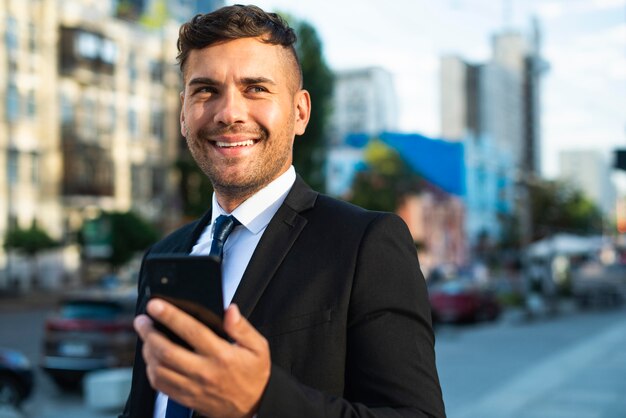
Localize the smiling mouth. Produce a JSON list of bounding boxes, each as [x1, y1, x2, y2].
[[214, 139, 256, 148]]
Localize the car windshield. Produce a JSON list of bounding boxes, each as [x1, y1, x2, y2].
[[60, 301, 122, 320]]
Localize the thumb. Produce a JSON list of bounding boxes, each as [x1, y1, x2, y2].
[[223, 304, 267, 353]]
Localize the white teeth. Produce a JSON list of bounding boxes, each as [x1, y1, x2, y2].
[[215, 140, 255, 148]]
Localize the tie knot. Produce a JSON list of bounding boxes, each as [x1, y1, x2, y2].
[[209, 215, 240, 261]]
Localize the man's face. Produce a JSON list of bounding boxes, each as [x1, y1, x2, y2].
[[180, 37, 310, 206]]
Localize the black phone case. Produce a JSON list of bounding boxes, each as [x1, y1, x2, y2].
[[144, 254, 227, 348]]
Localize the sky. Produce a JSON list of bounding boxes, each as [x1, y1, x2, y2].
[[225, 0, 626, 183]]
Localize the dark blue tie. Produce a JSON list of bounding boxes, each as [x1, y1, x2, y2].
[[165, 215, 239, 418], [209, 215, 240, 261], [165, 398, 190, 418]]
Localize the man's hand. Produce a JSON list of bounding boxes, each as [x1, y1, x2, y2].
[[134, 299, 271, 418]]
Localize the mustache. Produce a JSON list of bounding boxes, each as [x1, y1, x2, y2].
[[196, 124, 268, 141]]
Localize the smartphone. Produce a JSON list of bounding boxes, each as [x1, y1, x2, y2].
[[144, 254, 227, 348]]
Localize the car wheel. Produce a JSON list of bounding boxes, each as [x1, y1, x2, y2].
[[0, 374, 23, 407]]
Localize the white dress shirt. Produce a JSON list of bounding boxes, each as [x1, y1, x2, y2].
[[153, 166, 296, 418]]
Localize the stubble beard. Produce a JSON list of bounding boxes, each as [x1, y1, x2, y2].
[[185, 124, 292, 204]]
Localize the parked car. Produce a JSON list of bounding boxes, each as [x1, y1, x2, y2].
[[429, 279, 501, 324], [0, 348, 34, 407], [572, 261, 626, 308], [41, 287, 137, 389]]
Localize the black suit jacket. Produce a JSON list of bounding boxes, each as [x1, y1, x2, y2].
[[120, 177, 446, 418]]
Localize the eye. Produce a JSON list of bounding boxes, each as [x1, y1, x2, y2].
[[194, 86, 217, 95], [247, 85, 268, 93]]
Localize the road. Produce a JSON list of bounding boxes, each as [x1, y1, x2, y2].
[[1, 299, 625, 417], [436, 306, 626, 417]]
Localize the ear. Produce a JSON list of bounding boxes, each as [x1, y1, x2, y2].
[[294, 89, 311, 136], [179, 91, 186, 137]]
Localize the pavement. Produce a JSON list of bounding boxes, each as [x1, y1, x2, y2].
[[452, 316, 626, 418]]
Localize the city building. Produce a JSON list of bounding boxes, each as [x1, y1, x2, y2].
[[440, 20, 547, 250], [325, 132, 467, 274], [441, 21, 546, 175], [0, 0, 224, 289], [329, 67, 398, 146], [559, 149, 616, 216]]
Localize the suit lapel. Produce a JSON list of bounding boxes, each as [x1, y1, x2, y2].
[[183, 208, 213, 253], [232, 177, 317, 318]]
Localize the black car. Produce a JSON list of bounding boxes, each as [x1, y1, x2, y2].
[[41, 286, 137, 389], [0, 348, 34, 407]]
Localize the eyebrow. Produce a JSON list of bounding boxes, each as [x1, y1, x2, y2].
[[187, 76, 277, 87]]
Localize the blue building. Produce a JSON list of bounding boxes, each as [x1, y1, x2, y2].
[[326, 131, 515, 253]]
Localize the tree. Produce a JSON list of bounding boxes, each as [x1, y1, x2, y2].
[[81, 211, 160, 270], [4, 221, 58, 285], [288, 17, 334, 192], [175, 158, 214, 219], [348, 140, 422, 212], [499, 179, 605, 251], [529, 179, 604, 240], [4, 222, 57, 256]]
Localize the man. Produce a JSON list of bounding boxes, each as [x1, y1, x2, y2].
[[121, 5, 445, 418]]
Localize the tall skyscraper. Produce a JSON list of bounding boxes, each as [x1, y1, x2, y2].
[[441, 22, 546, 175], [440, 21, 548, 248], [330, 67, 398, 145]]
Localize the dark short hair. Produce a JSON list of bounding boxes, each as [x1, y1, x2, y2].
[[177, 4, 302, 85]]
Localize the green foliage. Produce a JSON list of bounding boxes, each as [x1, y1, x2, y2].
[[106, 211, 160, 268], [139, 0, 168, 29], [530, 179, 604, 239], [287, 17, 334, 192], [116, 0, 142, 20], [82, 211, 160, 269], [348, 140, 422, 212], [4, 222, 58, 256], [175, 157, 214, 218]]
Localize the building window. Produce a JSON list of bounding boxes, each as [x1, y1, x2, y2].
[[81, 97, 97, 139], [31, 152, 39, 184], [100, 38, 117, 64], [5, 16, 18, 57], [75, 31, 118, 64], [28, 22, 36, 52], [6, 83, 20, 121], [76, 31, 99, 60], [131, 164, 149, 199], [128, 108, 139, 138], [128, 52, 138, 83], [60, 93, 74, 125], [150, 106, 163, 139], [149, 59, 163, 82], [7, 149, 19, 184], [27, 90, 36, 118]]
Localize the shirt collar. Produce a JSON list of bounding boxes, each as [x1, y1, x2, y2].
[[211, 166, 296, 235]]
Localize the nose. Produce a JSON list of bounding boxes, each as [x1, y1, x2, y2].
[[213, 88, 246, 125]]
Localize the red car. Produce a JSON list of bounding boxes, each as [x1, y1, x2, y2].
[[428, 279, 501, 324], [41, 287, 136, 389]]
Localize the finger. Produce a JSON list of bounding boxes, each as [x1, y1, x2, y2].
[[147, 298, 231, 355], [138, 306, 203, 376], [223, 304, 268, 354], [133, 314, 154, 341]]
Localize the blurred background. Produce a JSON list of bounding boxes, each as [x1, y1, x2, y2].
[[0, 0, 625, 417]]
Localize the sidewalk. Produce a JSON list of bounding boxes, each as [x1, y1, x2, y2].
[[453, 311, 626, 418]]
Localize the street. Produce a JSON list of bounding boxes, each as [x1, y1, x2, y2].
[[1, 300, 625, 417]]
